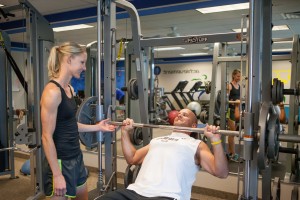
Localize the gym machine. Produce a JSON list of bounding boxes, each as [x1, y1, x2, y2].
[[76, 0, 152, 197], [163, 80, 189, 110], [75, 0, 300, 199], [0, 1, 54, 199]]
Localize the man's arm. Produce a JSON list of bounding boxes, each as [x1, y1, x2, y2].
[[121, 119, 149, 165], [196, 125, 229, 178]]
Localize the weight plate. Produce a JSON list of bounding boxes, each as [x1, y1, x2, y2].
[[205, 81, 211, 94], [124, 164, 134, 188], [128, 78, 138, 100], [199, 110, 208, 124], [267, 113, 280, 161], [76, 96, 98, 148], [276, 79, 281, 105], [279, 81, 284, 103], [132, 165, 141, 183], [272, 78, 278, 104], [258, 101, 274, 170], [130, 127, 143, 145]]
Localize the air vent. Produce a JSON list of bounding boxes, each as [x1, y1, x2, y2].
[[281, 11, 300, 19]]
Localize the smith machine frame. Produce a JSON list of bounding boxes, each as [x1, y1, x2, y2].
[[76, 0, 300, 199]]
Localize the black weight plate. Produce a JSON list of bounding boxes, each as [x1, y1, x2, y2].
[[272, 78, 278, 104], [279, 81, 284, 103], [124, 165, 134, 188], [132, 165, 141, 183], [76, 96, 98, 148]]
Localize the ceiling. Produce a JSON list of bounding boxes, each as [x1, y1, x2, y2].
[[1, 0, 300, 58]]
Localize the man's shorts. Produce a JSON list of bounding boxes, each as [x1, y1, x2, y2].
[[43, 152, 87, 198]]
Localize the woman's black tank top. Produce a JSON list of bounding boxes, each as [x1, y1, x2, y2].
[[50, 80, 80, 160], [229, 82, 240, 109]]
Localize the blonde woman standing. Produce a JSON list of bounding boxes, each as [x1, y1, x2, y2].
[[227, 69, 242, 162], [40, 42, 115, 200]]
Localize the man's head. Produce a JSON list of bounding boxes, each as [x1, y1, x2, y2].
[[173, 109, 197, 128]]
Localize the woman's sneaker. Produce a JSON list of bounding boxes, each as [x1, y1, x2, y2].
[[229, 153, 243, 163]]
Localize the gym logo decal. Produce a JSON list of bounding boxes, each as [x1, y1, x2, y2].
[[163, 69, 200, 74], [158, 136, 179, 142], [183, 36, 208, 44]]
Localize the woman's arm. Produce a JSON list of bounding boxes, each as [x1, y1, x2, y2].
[[41, 84, 67, 196]]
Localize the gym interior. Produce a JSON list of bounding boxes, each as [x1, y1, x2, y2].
[[1, 0, 300, 199]]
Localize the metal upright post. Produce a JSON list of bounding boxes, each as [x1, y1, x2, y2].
[[208, 43, 220, 125], [96, 0, 105, 192], [0, 31, 13, 178], [219, 43, 228, 133], [260, 1, 273, 199], [103, 0, 117, 191], [242, 0, 271, 199], [20, 1, 54, 199], [287, 34, 300, 176]]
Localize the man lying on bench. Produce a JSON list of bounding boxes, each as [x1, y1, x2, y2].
[[100, 108, 229, 200]]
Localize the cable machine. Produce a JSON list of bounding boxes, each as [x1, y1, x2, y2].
[[0, 0, 54, 199]]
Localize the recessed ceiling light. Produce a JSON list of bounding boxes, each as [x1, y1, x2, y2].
[[53, 24, 94, 32], [196, 3, 249, 14], [153, 47, 185, 51]]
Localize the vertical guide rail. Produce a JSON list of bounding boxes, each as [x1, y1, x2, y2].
[[219, 43, 227, 149], [96, 0, 104, 192], [242, 0, 270, 199], [0, 31, 15, 178], [260, 1, 273, 199], [103, 0, 117, 190], [115, 0, 151, 145], [287, 34, 300, 176], [208, 43, 219, 126]]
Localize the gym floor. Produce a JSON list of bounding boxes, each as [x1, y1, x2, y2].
[[0, 153, 234, 200]]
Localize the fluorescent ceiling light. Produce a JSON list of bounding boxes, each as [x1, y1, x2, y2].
[[227, 41, 246, 44], [0, 4, 4, 7], [232, 28, 247, 33], [272, 48, 292, 52], [272, 25, 289, 31], [53, 24, 93, 32], [273, 40, 293, 44], [196, 3, 249, 14], [232, 25, 290, 33], [180, 53, 208, 56], [153, 47, 185, 51]]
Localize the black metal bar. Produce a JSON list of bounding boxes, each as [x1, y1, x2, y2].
[[279, 146, 298, 154], [283, 89, 298, 95], [278, 134, 300, 143]]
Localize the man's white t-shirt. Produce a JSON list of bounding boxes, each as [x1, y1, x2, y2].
[[127, 132, 201, 200]]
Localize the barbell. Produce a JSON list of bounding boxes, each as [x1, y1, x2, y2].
[[107, 121, 240, 137]]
